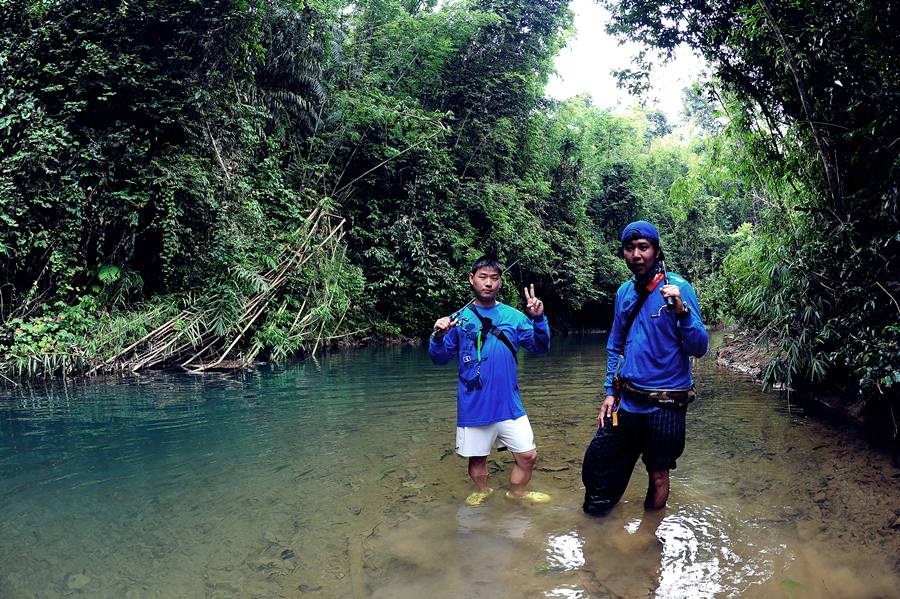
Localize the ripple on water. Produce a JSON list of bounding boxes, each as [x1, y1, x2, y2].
[[654, 505, 750, 597], [546, 531, 586, 571]]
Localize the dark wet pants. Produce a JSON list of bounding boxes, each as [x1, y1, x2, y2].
[[581, 406, 686, 516]]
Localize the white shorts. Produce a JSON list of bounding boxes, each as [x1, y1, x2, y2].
[[455, 415, 536, 457]]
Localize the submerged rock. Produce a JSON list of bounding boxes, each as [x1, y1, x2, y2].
[[888, 513, 900, 530], [65, 573, 91, 591]]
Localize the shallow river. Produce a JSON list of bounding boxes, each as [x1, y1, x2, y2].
[[1, 333, 898, 598]]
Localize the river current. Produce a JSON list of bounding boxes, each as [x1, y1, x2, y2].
[[1, 333, 898, 598]]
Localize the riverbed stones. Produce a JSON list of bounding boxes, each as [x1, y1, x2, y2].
[[888, 513, 900, 530], [64, 573, 90, 591], [205, 580, 242, 595], [796, 519, 826, 541], [263, 531, 280, 545]]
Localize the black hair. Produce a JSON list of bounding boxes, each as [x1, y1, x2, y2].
[[471, 256, 504, 274]]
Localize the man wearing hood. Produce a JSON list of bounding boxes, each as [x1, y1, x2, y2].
[[582, 221, 708, 516]]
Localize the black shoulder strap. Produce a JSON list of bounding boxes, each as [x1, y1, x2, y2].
[[467, 305, 518, 363], [621, 288, 652, 347]]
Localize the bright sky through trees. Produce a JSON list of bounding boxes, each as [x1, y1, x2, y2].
[[546, 0, 706, 122]]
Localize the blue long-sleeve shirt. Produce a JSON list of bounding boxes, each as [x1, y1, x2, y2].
[[605, 272, 708, 412], [429, 303, 550, 426]]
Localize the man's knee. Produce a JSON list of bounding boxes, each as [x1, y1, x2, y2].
[[513, 449, 537, 469], [468, 456, 488, 474], [648, 469, 669, 487]]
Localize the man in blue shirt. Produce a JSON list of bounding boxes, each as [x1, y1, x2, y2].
[[429, 256, 551, 506], [582, 221, 708, 516]]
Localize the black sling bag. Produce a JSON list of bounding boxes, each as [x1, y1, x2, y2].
[[621, 288, 652, 346], [467, 305, 519, 363]]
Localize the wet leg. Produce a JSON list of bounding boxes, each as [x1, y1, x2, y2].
[[582, 411, 641, 516], [468, 456, 489, 491], [644, 469, 669, 509], [509, 449, 536, 496], [464, 456, 494, 505], [641, 406, 685, 510]]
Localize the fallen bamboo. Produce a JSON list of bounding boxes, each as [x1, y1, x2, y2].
[[89, 316, 181, 374], [190, 286, 275, 372], [92, 209, 350, 374]]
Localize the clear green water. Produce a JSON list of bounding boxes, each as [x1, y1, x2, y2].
[[1, 334, 898, 598]]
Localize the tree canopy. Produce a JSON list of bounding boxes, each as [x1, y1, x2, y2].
[[1, 0, 897, 411]]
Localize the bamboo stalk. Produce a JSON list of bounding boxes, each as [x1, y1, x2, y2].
[[327, 307, 349, 342], [289, 294, 311, 332], [309, 318, 329, 357], [179, 337, 219, 368], [142, 340, 196, 370], [130, 335, 181, 372], [88, 316, 182, 374], [242, 341, 264, 365], [207, 124, 231, 185], [190, 289, 275, 372], [0, 369, 19, 387], [103, 210, 349, 373], [324, 328, 369, 340], [129, 314, 201, 364]]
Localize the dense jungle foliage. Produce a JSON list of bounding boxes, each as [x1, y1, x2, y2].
[[0, 0, 897, 416], [603, 0, 900, 401]]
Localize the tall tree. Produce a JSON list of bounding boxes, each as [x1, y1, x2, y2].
[[603, 0, 900, 394]]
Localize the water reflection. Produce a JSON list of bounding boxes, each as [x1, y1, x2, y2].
[[546, 587, 587, 599], [656, 508, 733, 597], [546, 531, 585, 571]]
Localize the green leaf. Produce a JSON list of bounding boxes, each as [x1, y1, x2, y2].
[[98, 265, 121, 283]]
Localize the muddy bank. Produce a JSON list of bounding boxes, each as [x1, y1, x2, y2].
[[715, 328, 773, 382], [716, 328, 898, 463], [715, 327, 870, 418]]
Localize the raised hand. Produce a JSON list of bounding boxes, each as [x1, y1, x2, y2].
[[523, 284, 544, 319], [660, 284, 685, 312], [432, 316, 459, 338]]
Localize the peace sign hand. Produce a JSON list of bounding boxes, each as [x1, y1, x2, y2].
[[523, 284, 544, 319]]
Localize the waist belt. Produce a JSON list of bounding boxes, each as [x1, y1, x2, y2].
[[621, 381, 695, 407]]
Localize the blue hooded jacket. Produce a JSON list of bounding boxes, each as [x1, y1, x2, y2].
[[605, 272, 708, 412]]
